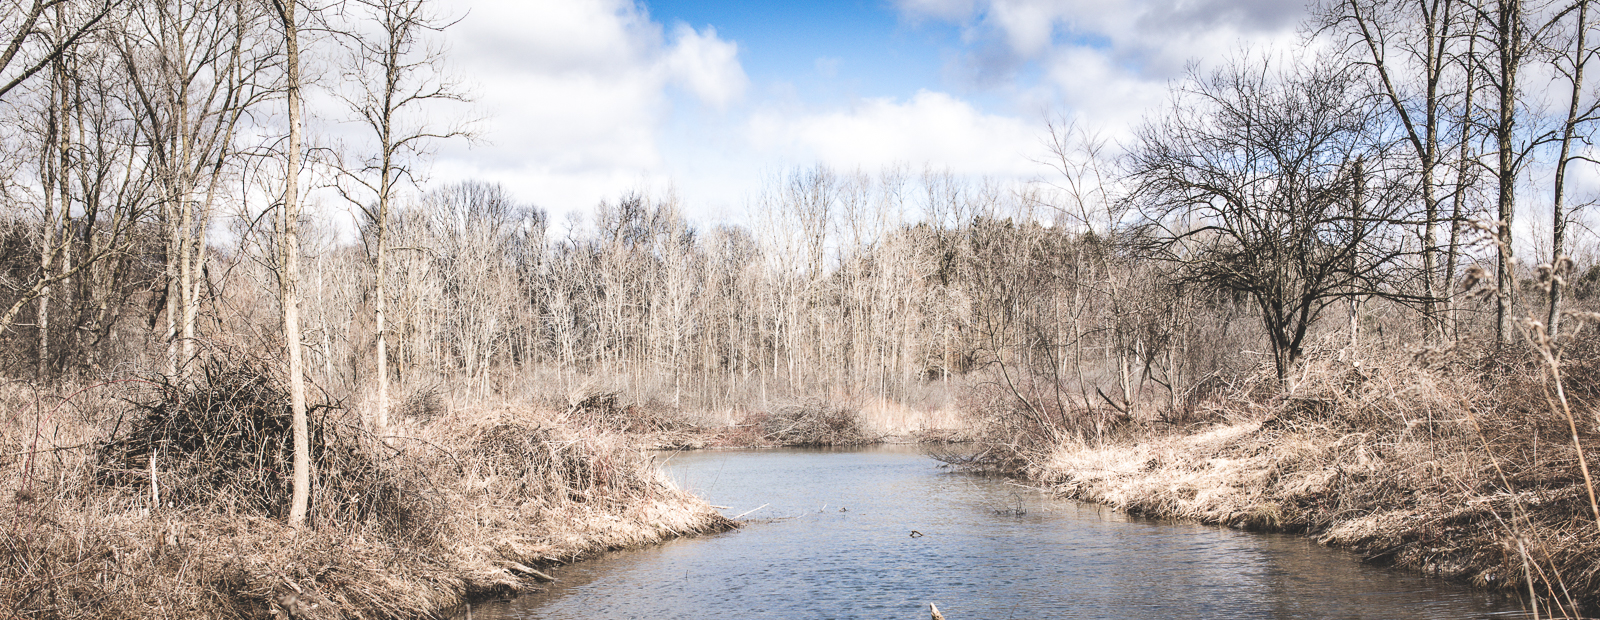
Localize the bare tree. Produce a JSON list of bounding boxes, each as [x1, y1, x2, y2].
[[120, 0, 265, 376], [1545, 0, 1599, 337], [0, 0, 119, 103], [1320, 0, 1476, 340], [0, 1, 145, 366], [1470, 0, 1543, 346], [1490, 0, 1525, 347], [1129, 54, 1404, 386], [270, 0, 308, 530], [1445, 10, 1485, 342], [335, 0, 467, 433]]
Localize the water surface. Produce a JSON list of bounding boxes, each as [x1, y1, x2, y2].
[[472, 445, 1528, 620]]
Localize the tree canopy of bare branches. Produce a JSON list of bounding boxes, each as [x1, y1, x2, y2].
[[1129, 54, 1413, 384]]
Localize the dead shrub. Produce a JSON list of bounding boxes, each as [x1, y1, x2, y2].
[[398, 385, 446, 424], [710, 413, 768, 447], [756, 400, 874, 447], [467, 419, 614, 504], [565, 391, 697, 436], [951, 374, 1145, 474], [92, 356, 445, 546]]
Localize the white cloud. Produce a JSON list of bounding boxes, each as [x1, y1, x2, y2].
[[896, 0, 1304, 69], [987, 1, 1062, 58], [1041, 47, 1169, 137], [413, 0, 1312, 226], [430, 0, 746, 214], [872, 0, 1313, 169], [749, 90, 1042, 178], [896, 0, 1305, 121], [662, 24, 747, 109]]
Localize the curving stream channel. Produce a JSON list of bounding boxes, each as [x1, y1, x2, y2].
[[470, 445, 1529, 620]]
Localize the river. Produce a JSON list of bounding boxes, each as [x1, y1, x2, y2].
[[469, 445, 1528, 619]]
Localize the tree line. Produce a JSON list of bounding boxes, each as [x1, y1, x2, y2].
[[3, 0, 1600, 519]]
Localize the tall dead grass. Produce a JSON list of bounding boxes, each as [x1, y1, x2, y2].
[[1, 357, 732, 620], [1009, 342, 1600, 616]]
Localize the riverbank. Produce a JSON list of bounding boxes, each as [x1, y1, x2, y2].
[[1, 363, 733, 620], [1019, 347, 1600, 616]]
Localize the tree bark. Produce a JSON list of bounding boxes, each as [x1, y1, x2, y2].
[[1446, 10, 1481, 343], [1548, 0, 1589, 338], [276, 0, 309, 530], [1494, 0, 1521, 348]]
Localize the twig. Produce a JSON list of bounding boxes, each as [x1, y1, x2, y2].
[[0, 442, 92, 459]]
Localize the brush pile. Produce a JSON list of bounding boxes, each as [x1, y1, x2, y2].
[[753, 400, 875, 447], [565, 390, 699, 438], [96, 360, 328, 515]]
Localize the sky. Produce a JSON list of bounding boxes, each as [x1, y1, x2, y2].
[[424, 0, 1308, 224]]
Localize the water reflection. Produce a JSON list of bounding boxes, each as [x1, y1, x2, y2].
[[471, 445, 1528, 620]]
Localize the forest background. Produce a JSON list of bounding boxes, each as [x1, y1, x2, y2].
[[10, 0, 1600, 435]]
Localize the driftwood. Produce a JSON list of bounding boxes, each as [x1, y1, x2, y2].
[[500, 561, 557, 582], [930, 602, 945, 620]]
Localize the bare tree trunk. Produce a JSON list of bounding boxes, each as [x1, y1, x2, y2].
[[1548, 0, 1590, 338], [1446, 11, 1481, 343], [163, 204, 179, 375], [373, 42, 395, 431], [1494, 0, 1521, 348], [375, 184, 389, 431], [1349, 157, 1366, 349], [51, 55, 72, 377], [38, 60, 58, 380], [275, 0, 309, 530], [37, 13, 79, 379]]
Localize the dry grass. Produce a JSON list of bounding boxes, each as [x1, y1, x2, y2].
[[711, 398, 971, 448], [544, 386, 972, 450], [1018, 344, 1600, 616], [1, 359, 733, 620], [856, 396, 967, 438]]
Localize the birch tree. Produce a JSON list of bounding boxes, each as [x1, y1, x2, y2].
[[1321, 0, 1474, 340]]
